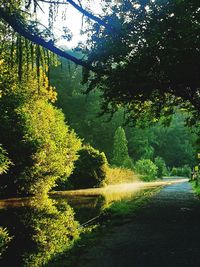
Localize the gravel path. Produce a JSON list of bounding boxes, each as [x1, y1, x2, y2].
[[77, 179, 200, 267]]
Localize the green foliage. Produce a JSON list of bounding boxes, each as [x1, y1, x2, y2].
[[154, 157, 167, 179], [69, 145, 108, 189], [170, 166, 191, 178], [0, 146, 12, 175], [0, 57, 81, 196], [18, 100, 81, 195], [135, 159, 158, 182], [84, 1, 200, 125], [111, 127, 130, 168], [0, 227, 12, 258], [123, 157, 134, 170], [51, 60, 197, 169]]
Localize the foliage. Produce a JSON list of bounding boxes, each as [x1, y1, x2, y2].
[[151, 113, 197, 167], [50, 61, 124, 160], [111, 127, 131, 168], [51, 60, 197, 168], [0, 227, 12, 258], [170, 166, 191, 178], [69, 145, 108, 189], [154, 157, 167, 179], [1, 0, 200, 125], [0, 53, 81, 196], [123, 157, 134, 170], [84, 0, 200, 125], [105, 166, 138, 185], [0, 146, 12, 175], [134, 159, 158, 182]]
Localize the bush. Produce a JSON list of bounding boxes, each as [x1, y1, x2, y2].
[[0, 68, 81, 196], [154, 156, 167, 178], [134, 159, 158, 181], [170, 166, 191, 178], [69, 145, 108, 189], [0, 227, 12, 258]]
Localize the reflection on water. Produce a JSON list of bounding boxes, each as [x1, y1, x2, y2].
[[51, 183, 154, 223], [0, 184, 146, 266], [0, 180, 182, 266], [0, 195, 79, 267]]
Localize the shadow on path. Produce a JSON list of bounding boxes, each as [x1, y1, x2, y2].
[[77, 179, 200, 267]]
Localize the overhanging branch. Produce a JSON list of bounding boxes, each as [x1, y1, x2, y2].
[[66, 0, 114, 32], [37, 0, 115, 32], [0, 7, 105, 73]]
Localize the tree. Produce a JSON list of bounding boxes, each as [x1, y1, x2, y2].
[[83, 0, 200, 125], [0, 51, 81, 196], [111, 127, 131, 168], [0, 1, 200, 124]]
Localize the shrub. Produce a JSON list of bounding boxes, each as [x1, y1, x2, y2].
[[69, 145, 108, 189], [154, 156, 167, 178], [134, 159, 158, 181], [0, 68, 81, 196], [0, 227, 12, 258]]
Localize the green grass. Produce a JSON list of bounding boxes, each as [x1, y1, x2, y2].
[[104, 187, 160, 218], [46, 185, 163, 267]]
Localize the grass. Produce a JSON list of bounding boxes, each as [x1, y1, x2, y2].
[[46, 185, 163, 267]]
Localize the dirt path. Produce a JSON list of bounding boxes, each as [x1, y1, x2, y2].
[[77, 179, 200, 267]]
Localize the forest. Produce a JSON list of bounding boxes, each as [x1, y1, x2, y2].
[[0, 0, 200, 266]]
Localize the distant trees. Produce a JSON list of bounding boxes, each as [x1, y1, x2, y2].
[[51, 60, 197, 170]]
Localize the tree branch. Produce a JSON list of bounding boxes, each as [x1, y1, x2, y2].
[[0, 7, 105, 73], [37, 0, 68, 4], [66, 0, 114, 31], [37, 0, 115, 32]]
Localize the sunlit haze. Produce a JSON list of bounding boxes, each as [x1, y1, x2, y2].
[[36, 1, 103, 48]]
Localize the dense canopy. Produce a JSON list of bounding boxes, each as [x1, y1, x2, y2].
[[0, 0, 199, 124]]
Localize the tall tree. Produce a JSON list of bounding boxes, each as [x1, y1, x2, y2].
[[111, 126, 130, 167]]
